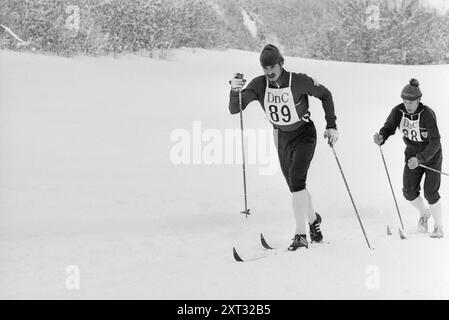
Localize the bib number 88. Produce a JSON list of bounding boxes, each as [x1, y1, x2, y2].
[[269, 105, 291, 123], [403, 129, 419, 141]]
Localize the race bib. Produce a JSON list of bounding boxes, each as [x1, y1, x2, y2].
[[263, 73, 300, 126], [399, 113, 423, 142], [264, 93, 300, 125]]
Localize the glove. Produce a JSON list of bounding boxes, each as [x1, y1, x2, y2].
[[373, 133, 383, 145], [229, 73, 246, 92], [324, 128, 338, 146], [408, 157, 420, 170]]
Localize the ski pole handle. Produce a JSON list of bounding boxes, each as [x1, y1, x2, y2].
[[229, 73, 246, 91]]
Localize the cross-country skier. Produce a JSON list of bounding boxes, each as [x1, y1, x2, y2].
[[228, 44, 338, 250], [374, 78, 444, 238]]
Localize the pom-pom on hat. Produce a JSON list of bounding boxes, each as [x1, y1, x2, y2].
[[401, 78, 422, 101], [260, 44, 284, 67]]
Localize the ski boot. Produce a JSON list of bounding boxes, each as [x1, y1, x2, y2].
[[417, 210, 430, 233], [309, 213, 323, 243], [288, 234, 308, 251], [429, 226, 444, 239]]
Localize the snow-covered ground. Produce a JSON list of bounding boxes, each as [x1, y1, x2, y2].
[[0, 48, 448, 299]]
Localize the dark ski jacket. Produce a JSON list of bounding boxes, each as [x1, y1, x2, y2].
[[228, 69, 337, 132], [379, 103, 442, 164]]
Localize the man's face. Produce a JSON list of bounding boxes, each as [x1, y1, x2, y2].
[[403, 99, 420, 113], [262, 63, 283, 82]]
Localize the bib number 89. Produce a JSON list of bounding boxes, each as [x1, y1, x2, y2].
[[269, 105, 291, 123]]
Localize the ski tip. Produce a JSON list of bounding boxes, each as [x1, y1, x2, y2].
[[233, 247, 244, 262], [398, 228, 407, 240], [260, 233, 273, 250], [386, 225, 392, 236], [240, 209, 251, 216]]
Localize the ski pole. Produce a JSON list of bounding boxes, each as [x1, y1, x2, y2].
[[379, 146, 405, 230], [419, 164, 449, 177], [331, 145, 372, 249], [236, 73, 250, 218]]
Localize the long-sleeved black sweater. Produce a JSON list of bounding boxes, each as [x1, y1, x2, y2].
[[379, 103, 442, 164], [228, 69, 337, 132]]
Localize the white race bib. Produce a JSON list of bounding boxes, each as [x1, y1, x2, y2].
[[263, 73, 300, 126], [399, 112, 423, 142]]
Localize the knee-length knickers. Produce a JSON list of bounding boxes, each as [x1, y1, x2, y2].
[[403, 150, 442, 205], [275, 121, 317, 193]]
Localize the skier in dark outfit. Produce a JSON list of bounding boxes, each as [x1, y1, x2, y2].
[[374, 78, 444, 238], [228, 44, 339, 250]]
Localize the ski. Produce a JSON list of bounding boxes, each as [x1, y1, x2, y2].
[[232, 247, 244, 262], [233, 233, 328, 262], [260, 233, 274, 249], [232, 246, 276, 262], [232, 234, 282, 262], [386, 225, 407, 240], [261, 233, 330, 248]]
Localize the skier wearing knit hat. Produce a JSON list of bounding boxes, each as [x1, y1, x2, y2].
[[228, 44, 339, 250], [374, 78, 444, 238]]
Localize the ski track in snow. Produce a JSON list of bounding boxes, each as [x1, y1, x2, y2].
[[0, 48, 448, 299]]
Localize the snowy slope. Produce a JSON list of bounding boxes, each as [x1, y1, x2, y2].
[[0, 48, 448, 299]]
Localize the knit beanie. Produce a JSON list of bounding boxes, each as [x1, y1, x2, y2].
[[401, 78, 422, 100], [259, 44, 284, 67]]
